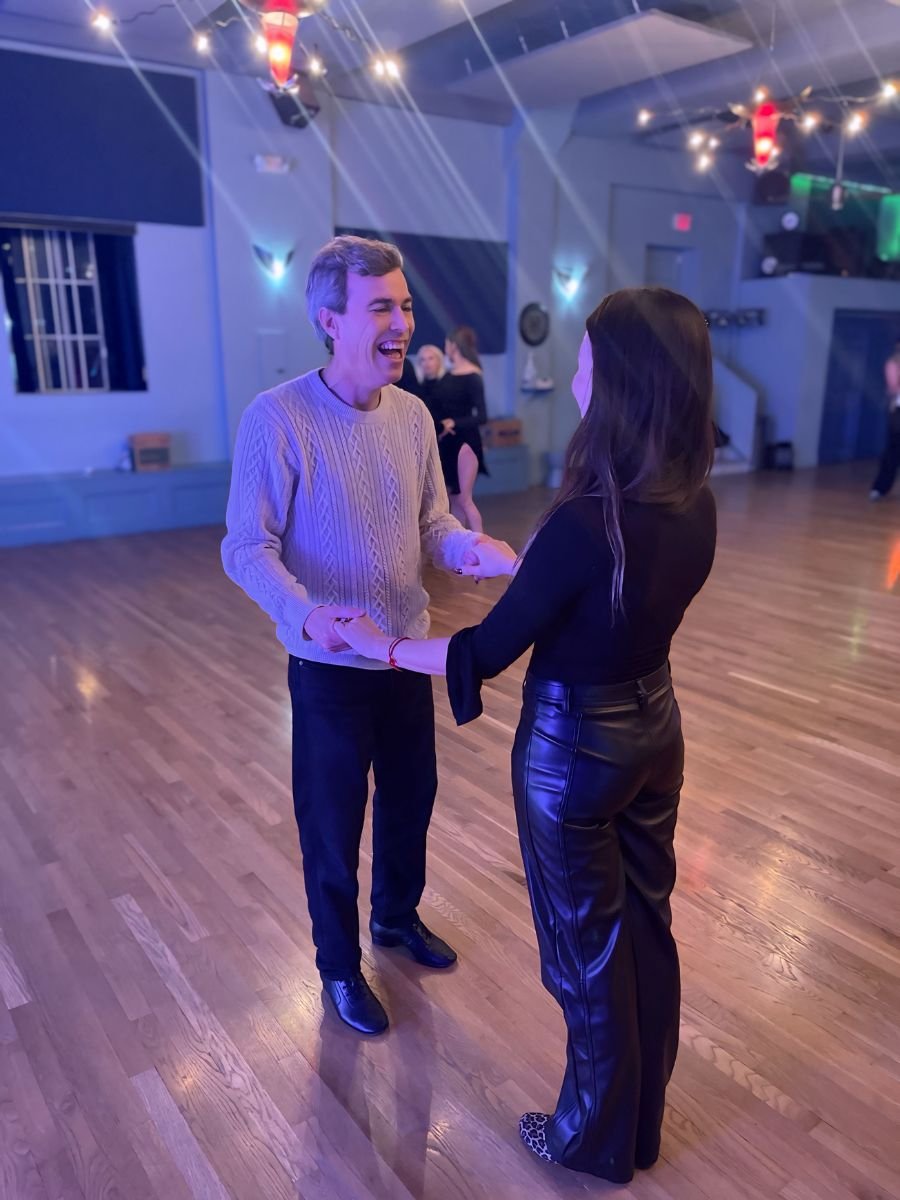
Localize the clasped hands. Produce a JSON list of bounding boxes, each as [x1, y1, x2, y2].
[[303, 534, 517, 654]]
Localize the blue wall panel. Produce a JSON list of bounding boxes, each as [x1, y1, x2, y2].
[[0, 50, 203, 227], [0, 465, 230, 547]]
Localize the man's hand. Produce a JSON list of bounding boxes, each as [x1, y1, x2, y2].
[[303, 604, 365, 652], [457, 535, 518, 581], [341, 615, 392, 661]]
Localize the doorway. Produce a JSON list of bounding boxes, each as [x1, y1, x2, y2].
[[820, 310, 899, 464], [645, 245, 696, 294]]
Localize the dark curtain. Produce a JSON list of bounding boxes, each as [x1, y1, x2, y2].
[[0, 228, 37, 392], [95, 234, 147, 391]]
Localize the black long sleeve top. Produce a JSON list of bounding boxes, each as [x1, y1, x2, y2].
[[447, 489, 717, 724]]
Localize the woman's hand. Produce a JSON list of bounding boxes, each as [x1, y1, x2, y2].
[[458, 536, 518, 580], [338, 614, 392, 661], [440, 418, 456, 440]]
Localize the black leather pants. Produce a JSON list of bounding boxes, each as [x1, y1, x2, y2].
[[511, 663, 683, 1183]]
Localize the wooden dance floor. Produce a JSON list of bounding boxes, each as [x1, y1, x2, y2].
[[1, 464, 898, 1200]]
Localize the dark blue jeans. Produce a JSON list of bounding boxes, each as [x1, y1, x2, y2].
[[288, 657, 438, 979]]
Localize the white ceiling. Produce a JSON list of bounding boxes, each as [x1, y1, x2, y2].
[[1, 0, 898, 147], [448, 10, 752, 107], [0, 0, 510, 63]]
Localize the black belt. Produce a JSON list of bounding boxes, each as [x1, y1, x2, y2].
[[524, 662, 671, 713]]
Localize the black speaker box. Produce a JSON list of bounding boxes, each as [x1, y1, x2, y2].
[[268, 77, 320, 129], [752, 169, 791, 205]]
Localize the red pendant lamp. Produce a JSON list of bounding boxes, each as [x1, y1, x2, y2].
[[751, 100, 781, 169], [239, 0, 322, 89]]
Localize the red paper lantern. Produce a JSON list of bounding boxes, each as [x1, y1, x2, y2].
[[751, 101, 781, 169]]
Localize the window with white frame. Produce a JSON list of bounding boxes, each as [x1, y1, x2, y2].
[[0, 224, 146, 394], [13, 229, 108, 392]]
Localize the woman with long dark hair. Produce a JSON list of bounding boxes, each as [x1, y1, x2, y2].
[[340, 288, 717, 1183], [430, 325, 489, 532]]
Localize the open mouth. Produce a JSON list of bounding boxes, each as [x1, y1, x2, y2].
[[377, 340, 406, 362]]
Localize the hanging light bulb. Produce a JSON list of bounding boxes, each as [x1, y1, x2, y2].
[[882, 81, 898, 101], [754, 86, 768, 103], [91, 10, 114, 32], [801, 112, 820, 132], [194, 31, 211, 53], [254, 33, 268, 54], [697, 152, 713, 172], [637, 108, 653, 127], [688, 130, 705, 149], [371, 55, 400, 80], [308, 49, 326, 76], [708, 136, 720, 150], [847, 110, 866, 135]]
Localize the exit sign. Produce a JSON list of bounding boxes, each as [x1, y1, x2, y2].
[[672, 212, 693, 233]]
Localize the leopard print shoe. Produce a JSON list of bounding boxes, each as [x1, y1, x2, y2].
[[519, 1112, 555, 1163]]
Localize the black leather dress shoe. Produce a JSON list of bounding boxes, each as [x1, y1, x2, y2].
[[322, 973, 389, 1035], [370, 918, 457, 968]]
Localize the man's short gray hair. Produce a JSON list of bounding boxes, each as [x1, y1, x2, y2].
[[306, 235, 404, 350]]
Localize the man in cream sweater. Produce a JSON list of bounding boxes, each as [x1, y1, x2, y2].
[[222, 236, 505, 1034]]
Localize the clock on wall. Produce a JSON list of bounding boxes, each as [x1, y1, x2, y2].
[[519, 302, 550, 347]]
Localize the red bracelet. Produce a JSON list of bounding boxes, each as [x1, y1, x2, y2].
[[387, 636, 411, 670]]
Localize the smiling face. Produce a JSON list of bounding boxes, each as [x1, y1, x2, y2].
[[320, 269, 414, 388], [571, 331, 594, 417]]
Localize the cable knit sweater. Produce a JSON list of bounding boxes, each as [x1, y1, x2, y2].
[[221, 369, 478, 669]]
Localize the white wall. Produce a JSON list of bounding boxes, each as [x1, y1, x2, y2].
[[0, 222, 221, 477], [203, 71, 335, 447], [735, 274, 900, 466], [505, 131, 751, 477]]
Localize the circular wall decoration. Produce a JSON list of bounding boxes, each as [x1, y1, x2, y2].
[[781, 210, 801, 232], [519, 303, 550, 347]]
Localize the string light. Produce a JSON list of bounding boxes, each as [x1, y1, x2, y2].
[[708, 136, 720, 149], [882, 81, 898, 100], [372, 55, 400, 80], [697, 152, 713, 172], [801, 112, 820, 132], [754, 86, 768, 103], [688, 131, 705, 149], [637, 108, 653, 127], [847, 111, 867, 135], [94, 2, 400, 90]]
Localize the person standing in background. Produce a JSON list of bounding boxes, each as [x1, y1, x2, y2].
[[432, 326, 489, 532], [415, 344, 446, 414], [870, 339, 900, 500]]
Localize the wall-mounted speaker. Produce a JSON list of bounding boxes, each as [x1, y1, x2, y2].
[[752, 169, 791, 206], [268, 77, 320, 129]]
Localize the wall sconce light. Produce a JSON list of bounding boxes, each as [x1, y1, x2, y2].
[[553, 267, 583, 301], [253, 244, 294, 281]]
